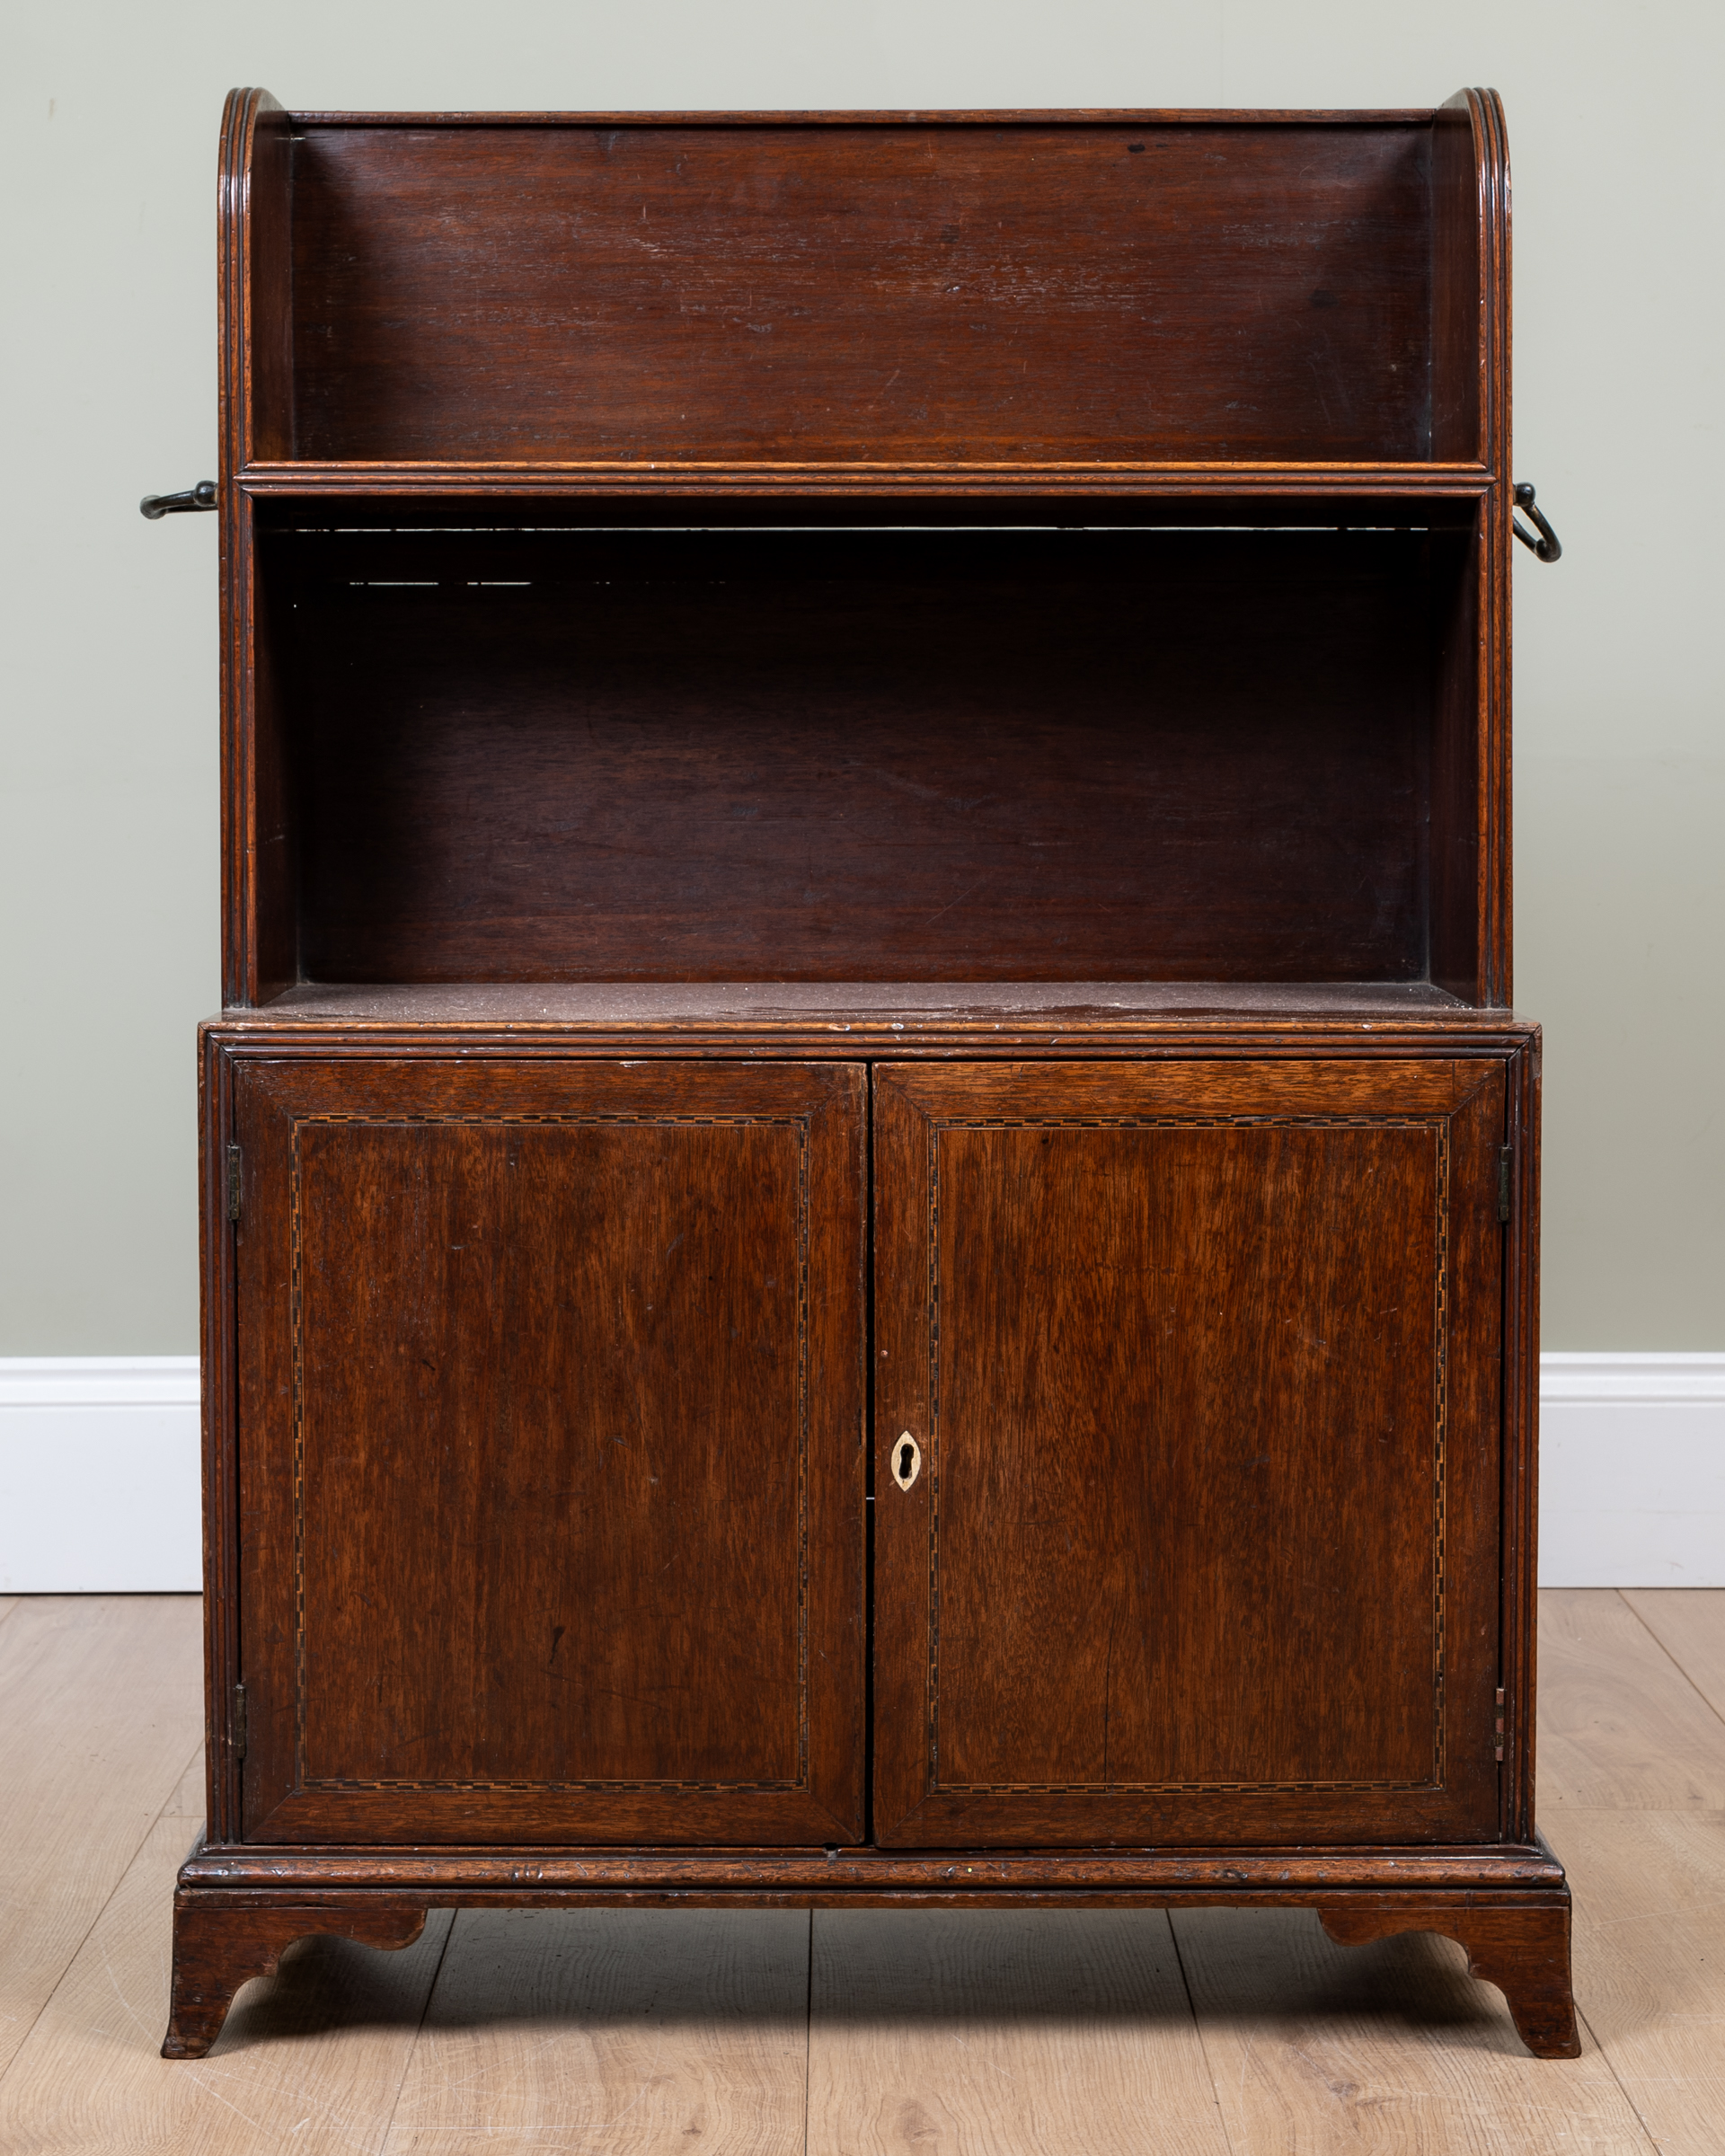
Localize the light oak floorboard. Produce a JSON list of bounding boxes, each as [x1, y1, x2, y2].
[[8, 1595, 1725, 2146], [164, 1741, 207, 1824], [0, 1595, 21, 1626], [382, 1906, 809, 2155], [1565, 1808, 1725, 2156], [1172, 1904, 1651, 2153], [1620, 1591, 1725, 1727], [0, 1812, 456, 2155], [808, 1908, 1228, 2156], [0, 1595, 202, 2078], [1538, 1589, 1725, 1809]]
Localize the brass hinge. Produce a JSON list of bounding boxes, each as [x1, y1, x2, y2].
[[232, 1682, 248, 1762], [1498, 1147, 1513, 1224], [1494, 1684, 1506, 1763], [226, 1144, 243, 1223]]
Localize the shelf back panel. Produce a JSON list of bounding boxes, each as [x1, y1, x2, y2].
[[287, 120, 1435, 465], [272, 527, 1452, 985]]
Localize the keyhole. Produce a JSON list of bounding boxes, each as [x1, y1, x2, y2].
[[898, 1441, 913, 1479], [892, 1432, 922, 1490]]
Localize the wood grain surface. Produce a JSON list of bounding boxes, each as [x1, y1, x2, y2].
[[181, 84, 1547, 2081], [1537, 1588, 1725, 1808], [0, 1597, 202, 2078], [276, 527, 1449, 988], [0, 1816, 455, 2155], [1315, 1895, 1579, 2058], [1621, 1589, 1725, 1724], [809, 1908, 1229, 2155], [1564, 1808, 1725, 2156], [164, 1899, 434, 2061], [1430, 94, 1484, 464], [209, 998, 1531, 1066], [1429, 511, 1486, 1000], [1172, 1905, 1648, 2150], [236, 979, 1473, 1024], [8, 1593, 1725, 2147], [174, 1847, 1568, 1895], [229, 1056, 866, 1848], [287, 120, 1435, 465], [218, 91, 294, 1004], [872, 1056, 1506, 1847], [165, 1745, 207, 1823], [241, 462, 1499, 503], [216, 93, 1514, 1006], [383, 1908, 809, 2153]]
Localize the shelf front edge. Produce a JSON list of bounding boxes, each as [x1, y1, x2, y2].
[[239, 461, 1496, 500]]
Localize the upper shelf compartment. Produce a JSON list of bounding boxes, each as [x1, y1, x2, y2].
[[224, 93, 1507, 490]]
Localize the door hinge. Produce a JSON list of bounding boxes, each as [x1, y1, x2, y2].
[[1498, 1146, 1513, 1224], [232, 1682, 248, 1761], [226, 1144, 243, 1223], [1494, 1684, 1506, 1762]]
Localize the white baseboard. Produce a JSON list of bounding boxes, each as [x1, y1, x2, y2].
[[2, 1352, 1721, 1594], [1537, 1354, 1725, 1586], [0, 1358, 201, 1592]]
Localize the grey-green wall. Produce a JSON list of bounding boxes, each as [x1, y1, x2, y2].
[[4, 1, 1721, 1353]]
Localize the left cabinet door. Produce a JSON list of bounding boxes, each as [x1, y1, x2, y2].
[[221, 1054, 866, 1847]]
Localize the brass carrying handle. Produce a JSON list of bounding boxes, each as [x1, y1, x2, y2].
[[1512, 482, 1562, 563], [140, 481, 217, 520]]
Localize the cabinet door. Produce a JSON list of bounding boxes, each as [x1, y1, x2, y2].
[[229, 1057, 865, 1846], [873, 1058, 1507, 1849]]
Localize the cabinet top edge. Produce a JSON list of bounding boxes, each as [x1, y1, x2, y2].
[[279, 108, 1446, 130], [206, 981, 1539, 1042], [203, 1013, 1541, 1056]]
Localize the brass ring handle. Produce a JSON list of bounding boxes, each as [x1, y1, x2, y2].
[[1512, 482, 1562, 563], [141, 481, 217, 520]]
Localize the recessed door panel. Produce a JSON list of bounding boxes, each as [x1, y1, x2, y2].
[[234, 1057, 865, 1846], [873, 1058, 1505, 1848]]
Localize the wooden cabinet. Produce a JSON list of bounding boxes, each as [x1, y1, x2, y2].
[[871, 1058, 1507, 1851], [229, 1056, 866, 1849], [166, 89, 1577, 2062]]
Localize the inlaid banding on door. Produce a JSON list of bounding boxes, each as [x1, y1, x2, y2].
[[287, 1109, 812, 1797], [921, 1112, 1450, 1798]]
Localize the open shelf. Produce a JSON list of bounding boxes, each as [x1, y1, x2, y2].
[[222, 92, 1510, 1010], [250, 517, 1489, 999], [230, 98, 1501, 474]]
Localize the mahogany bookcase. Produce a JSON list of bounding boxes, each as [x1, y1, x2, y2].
[[161, 87, 1578, 2059]]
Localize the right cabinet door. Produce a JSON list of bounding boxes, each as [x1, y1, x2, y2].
[[872, 1057, 1508, 1849]]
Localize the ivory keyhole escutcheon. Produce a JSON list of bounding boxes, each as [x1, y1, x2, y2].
[[892, 1433, 922, 1490]]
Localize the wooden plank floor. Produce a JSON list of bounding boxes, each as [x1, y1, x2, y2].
[[0, 1593, 1721, 2152]]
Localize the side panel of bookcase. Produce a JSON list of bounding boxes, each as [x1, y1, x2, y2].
[[219, 88, 296, 1007]]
